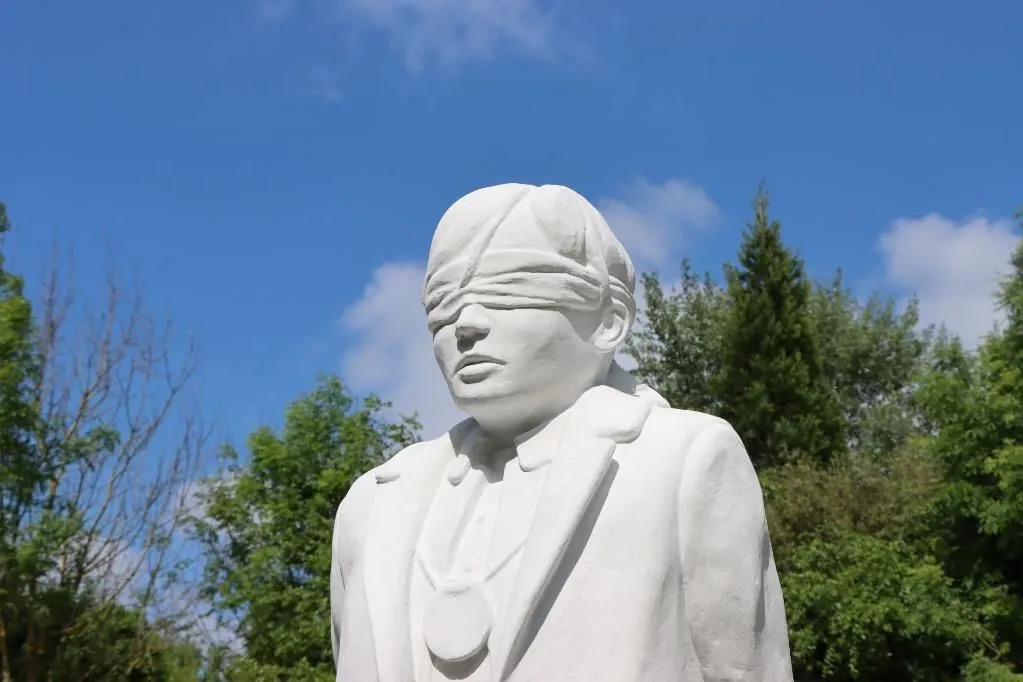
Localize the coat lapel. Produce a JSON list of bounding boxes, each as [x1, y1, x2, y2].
[[490, 386, 656, 682], [489, 430, 616, 682], [360, 386, 657, 682], [363, 422, 471, 682], [415, 431, 487, 587]]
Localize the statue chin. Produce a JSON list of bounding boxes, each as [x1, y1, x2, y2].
[[449, 364, 611, 440], [459, 403, 542, 441], [454, 392, 561, 441]]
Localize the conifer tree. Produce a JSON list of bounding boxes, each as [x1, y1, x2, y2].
[[713, 186, 844, 468]]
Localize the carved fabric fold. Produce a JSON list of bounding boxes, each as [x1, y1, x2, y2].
[[423, 248, 615, 330]]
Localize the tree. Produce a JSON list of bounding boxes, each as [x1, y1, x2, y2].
[[713, 186, 844, 467], [0, 200, 47, 682], [913, 214, 1023, 668], [761, 447, 1016, 681], [625, 261, 728, 414], [809, 271, 929, 459], [624, 188, 1018, 679], [192, 375, 419, 680], [763, 209, 1023, 680], [0, 201, 209, 680], [629, 263, 929, 463], [782, 528, 1010, 682]]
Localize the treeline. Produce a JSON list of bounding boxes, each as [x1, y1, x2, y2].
[[2, 193, 1022, 681]]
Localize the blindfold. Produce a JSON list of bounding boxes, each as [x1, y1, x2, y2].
[[423, 248, 610, 332]]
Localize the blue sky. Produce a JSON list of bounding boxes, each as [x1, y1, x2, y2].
[[2, 0, 1021, 443]]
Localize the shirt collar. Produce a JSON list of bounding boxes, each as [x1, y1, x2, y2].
[[446, 409, 569, 485]]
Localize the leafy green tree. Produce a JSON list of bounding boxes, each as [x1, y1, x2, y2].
[[760, 446, 940, 563], [0, 200, 47, 681], [783, 528, 1009, 682], [809, 271, 929, 459], [913, 215, 1023, 668], [3, 586, 192, 681], [630, 262, 929, 464], [163, 639, 204, 682], [192, 375, 419, 680], [766, 209, 1023, 680], [0, 201, 203, 681], [762, 447, 1016, 681], [713, 187, 844, 467], [625, 260, 728, 414]]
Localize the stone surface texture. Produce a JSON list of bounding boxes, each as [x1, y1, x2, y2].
[[330, 183, 794, 682]]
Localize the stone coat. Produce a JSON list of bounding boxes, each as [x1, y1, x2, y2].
[[330, 385, 794, 682]]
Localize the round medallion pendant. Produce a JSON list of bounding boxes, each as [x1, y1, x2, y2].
[[423, 580, 493, 664]]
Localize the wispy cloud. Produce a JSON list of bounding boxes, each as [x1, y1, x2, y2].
[[258, 0, 569, 72], [878, 212, 1020, 347], [598, 177, 720, 269], [341, 0, 561, 70], [339, 262, 464, 438]]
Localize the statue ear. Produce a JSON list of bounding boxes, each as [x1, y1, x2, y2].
[[593, 297, 631, 353]]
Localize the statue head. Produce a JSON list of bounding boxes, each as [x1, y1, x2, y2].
[[423, 183, 637, 440]]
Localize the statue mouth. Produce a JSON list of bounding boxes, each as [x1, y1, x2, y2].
[[455, 354, 502, 373], [455, 355, 503, 383]]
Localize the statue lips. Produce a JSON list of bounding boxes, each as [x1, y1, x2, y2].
[[455, 354, 503, 383]]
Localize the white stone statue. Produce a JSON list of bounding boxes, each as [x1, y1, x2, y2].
[[330, 183, 794, 682]]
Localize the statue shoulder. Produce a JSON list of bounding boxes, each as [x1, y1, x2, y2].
[[652, 405, 732, 433], [640, 405, 738, 456], [333, 421, 472, 549], [367, 417, 474, 484], [630, 408, 754, 501], [333, 435, 435, 517], [331, 432, 454, 561]]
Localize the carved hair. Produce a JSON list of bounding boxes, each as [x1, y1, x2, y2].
[[423, 184, 637, 334]]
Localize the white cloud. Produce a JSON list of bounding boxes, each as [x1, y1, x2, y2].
[[878, 213, 1020, 347], [339, 0, 560, 70], [598, 178, 720, 268], [340, 262, 466, 438], [339, 180, 716, 437], [258, 0, 571, 75], [176, 477, 211, 522]]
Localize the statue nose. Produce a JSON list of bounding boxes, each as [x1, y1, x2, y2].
[[454, 304, 491, 342]]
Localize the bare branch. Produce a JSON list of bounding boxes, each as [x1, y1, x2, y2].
[[13, 241, 215, 672]]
